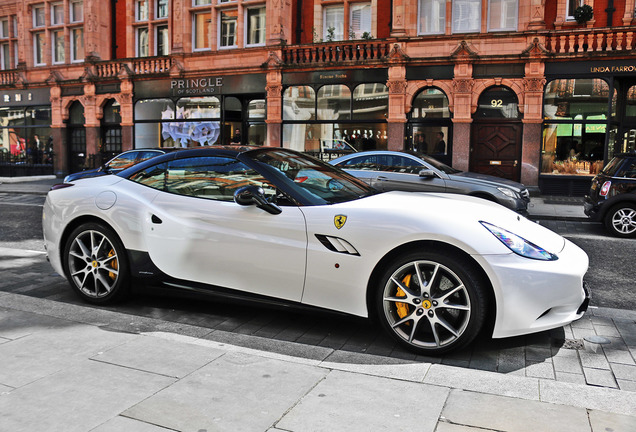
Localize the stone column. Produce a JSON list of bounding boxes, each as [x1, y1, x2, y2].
[[390, 0, 407, 37], [386, 44, 409, 151], [265, 53, 283, 147], [50, 86, 67, 177], [268, 0, 293, 45], [451, 74, 474, 171], [527, 0, 546, 30], [118, 80, 134, 151]]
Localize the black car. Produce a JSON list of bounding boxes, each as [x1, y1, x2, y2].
[[584, 152, 636, 238], [64, 148, 177, 182]]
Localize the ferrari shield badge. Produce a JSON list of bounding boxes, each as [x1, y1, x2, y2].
[[334, 214, 347, 229]]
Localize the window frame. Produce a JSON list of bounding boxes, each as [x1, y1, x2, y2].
[[566, 0, 584, 21], [0, 18, 8, 39], [33, 31, 46, 66], [52, 29, 65, 64], [323, 5, 345, 41], [136, 0, 149, 22], [71, 27, 84, 62], [136, 26, 150, 57], [156, 24, 170, 56], [487, 0, 518, 32], [156, 0, 169, 19], [70, 0, 84, 23], [418, 0, 446, 35], [51, 2, 64, 26], [192, 10, 211, 51], [219, 9, 238, 49], [33, 4, 46, 28], [451, 0, 481, 34], [245, 6, 266, 47], [349, 2, 371, 39]]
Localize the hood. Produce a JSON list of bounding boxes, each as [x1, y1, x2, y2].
[[342, 191, 565, 255], [449, 171, 526, 191]]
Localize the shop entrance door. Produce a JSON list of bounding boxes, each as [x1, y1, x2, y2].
[[470, 121, 522, 182], [67, 102, 86, 174]]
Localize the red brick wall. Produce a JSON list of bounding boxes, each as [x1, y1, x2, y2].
[[377, 0, 391, 39], [115, 0, 127, 58]]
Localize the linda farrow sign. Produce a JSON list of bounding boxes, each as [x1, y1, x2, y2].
[[546, 60, 636, 77]]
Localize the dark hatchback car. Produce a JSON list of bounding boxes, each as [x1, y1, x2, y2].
[[64, 148, 176, 182], [584, 152, 636, 238]]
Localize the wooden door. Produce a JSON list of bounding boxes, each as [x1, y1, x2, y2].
[[470, 122, 522, 182]]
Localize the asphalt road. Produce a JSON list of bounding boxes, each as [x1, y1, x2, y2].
[[1, 193, 634, 312]]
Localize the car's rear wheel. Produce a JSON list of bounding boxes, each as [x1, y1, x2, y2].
[[375, 250, 487, 355], [63, 222, 130, 304], [604, 203, 636, 238]]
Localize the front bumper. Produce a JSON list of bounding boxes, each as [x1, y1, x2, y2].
[[478, 239, 589, 339]]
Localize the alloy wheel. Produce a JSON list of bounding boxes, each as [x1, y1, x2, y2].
[[68, 229, 120, 299]]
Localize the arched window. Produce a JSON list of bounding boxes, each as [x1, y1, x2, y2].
[[353, 83, 388, 120], [283, 86, 316, 121], [407, 87, 451, 165], [317, 84, 351, 120]]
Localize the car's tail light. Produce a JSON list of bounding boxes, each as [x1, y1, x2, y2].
[[295, 176, 308, 183], [600, 181, 611, 197]]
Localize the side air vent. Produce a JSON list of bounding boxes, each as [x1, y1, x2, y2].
[[315, 234, 360, 256]]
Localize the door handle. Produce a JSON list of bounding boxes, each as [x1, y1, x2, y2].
[[377, 176, 388, 181], [151, 214, 163, 224]]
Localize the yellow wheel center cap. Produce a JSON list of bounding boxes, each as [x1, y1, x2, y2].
[[92, 261, 98, 268], [422, 300, 432, 309]]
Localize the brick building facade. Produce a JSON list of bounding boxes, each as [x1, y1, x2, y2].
[[1, 0, 635, 194]]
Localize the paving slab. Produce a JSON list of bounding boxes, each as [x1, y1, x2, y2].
[[123, 351, 328, 432], [441, 389, 590, 432], [0, 360, 174, 432], [540, 379, 636, 416], [423, 363, 540, 400], [90, 416, 173, 431], [90, 334, 225, 378], [277, 369, 449, 432], [0, 318, 136, 388], [588, 409, 636, 432]]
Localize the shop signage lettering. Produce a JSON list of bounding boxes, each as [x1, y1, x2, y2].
[[319, 73, 348, 80], [590, 65, 636, 73], [0, 88, 50, 106], [2, 93, 31, 103], [171, 77, 223, 95]]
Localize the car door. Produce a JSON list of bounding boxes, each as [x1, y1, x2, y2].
[[135, 155, 308, 302], [372, 155, 447, 193]]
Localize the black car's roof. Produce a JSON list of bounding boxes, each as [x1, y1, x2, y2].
[[116, 145, 285, 178]]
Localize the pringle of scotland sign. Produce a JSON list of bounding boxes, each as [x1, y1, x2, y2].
[[170, 77, 223, 96]]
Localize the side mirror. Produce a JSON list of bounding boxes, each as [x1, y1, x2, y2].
[[419, 169, 439, 179], [234, 186, 282, 215]]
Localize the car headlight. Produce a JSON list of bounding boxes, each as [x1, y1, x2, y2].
[[497, 187, 520, 199], [480, 222, 558, 261]]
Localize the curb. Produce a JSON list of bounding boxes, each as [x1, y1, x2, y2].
[[0, 175, 57, 184]]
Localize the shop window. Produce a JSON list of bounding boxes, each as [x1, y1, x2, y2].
[[408, 88, 451, 163], [318, 85, 351, 120], [452, 0, 480, 33], [137, 27, 149, 57], [353, 83, 388, 120], [53, 30, 65, 64], [542, 79, 609, 176], [475, 87, 519, 119], [350, 3, 371, 39], [324, 6, 344, 41], [247, 99, 266, 145], [156, 0, 169, 19], [33, 4, 45, 28], [246, 7, 265, 46], [33, 32, 45, 66], [220, 10, 238, 48], [283, 86, 316, 121], [71, 28, 84, 62], [0, 106, 52, 161], [626, 86, 636, 117], [193, 11, 211, 50], [51, 3, 64, 26], [488, 0, 517, 31], [70, 1, 84, 23], [418, 0, 445, 35], [176, 96, 221, 118], [157, 25, 169, 56]]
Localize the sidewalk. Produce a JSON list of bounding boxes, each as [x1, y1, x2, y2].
[[1, 291, 634, 432], [0, 175, 589, 220]]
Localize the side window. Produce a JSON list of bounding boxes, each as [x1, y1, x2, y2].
[[108, 153, 138, 171], [163, 156, 276, 201], [620, 161, 636, 179], [340, 155, 380, 170], [385, 156, 423, 174], [129, 162, 168, 189]]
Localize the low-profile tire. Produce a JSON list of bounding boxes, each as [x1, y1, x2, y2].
[[604, 203, 636, 238], [62, 222, 130, 304], [375, 250, 488, 355]]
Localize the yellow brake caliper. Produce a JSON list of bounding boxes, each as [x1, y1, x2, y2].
[[108, 249, 118, 280], [395, 274, 412, 320]]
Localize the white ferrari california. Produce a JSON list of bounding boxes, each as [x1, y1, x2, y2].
[[43, 146, 590, 355]]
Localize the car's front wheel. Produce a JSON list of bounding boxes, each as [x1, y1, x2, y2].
[[604, 203, 636, 238], [375, 250, 487, 355], [63, 222, 130, 304]]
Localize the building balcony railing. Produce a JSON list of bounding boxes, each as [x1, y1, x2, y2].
[[282, 40, 393, 66], [545, 27, 635, 54]]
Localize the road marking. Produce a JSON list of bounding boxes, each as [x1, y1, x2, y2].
[[0, 202, 43, 207]]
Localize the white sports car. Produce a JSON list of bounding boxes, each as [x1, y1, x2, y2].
[[43, 146, 590, 355]]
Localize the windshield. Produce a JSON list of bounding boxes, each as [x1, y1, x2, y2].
[[418, 154, 461, 174], [246, 149, 376, 205]]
